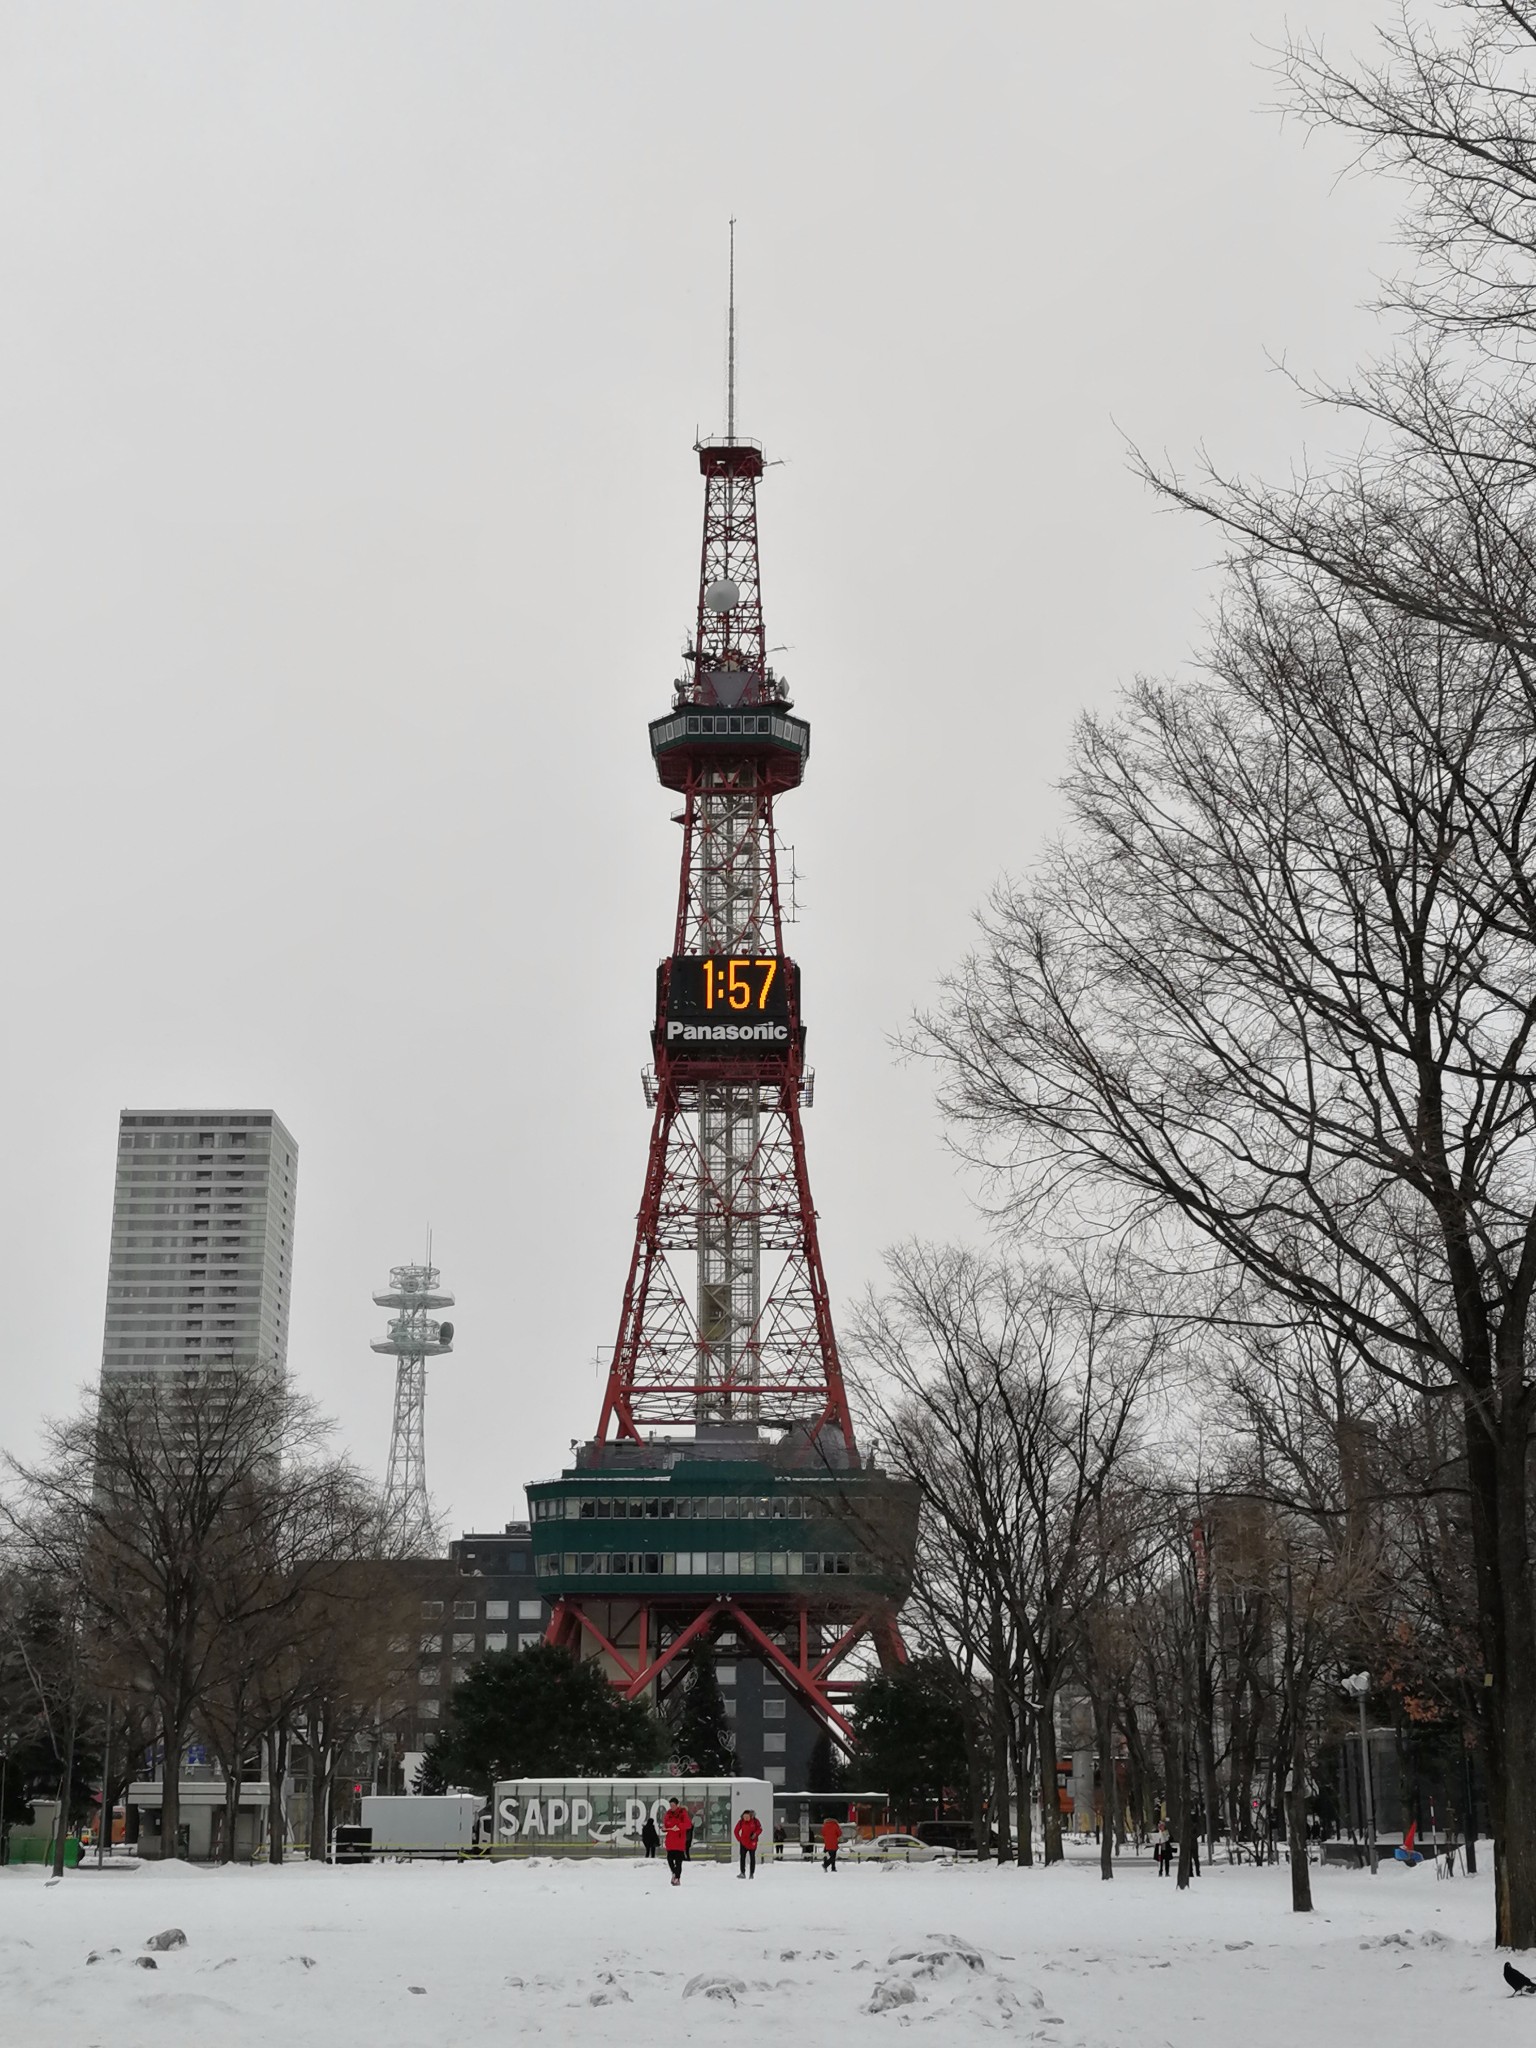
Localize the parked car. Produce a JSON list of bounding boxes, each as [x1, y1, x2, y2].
[[914, 1820, 981, 1851], [841, 1832, 957, 1864]]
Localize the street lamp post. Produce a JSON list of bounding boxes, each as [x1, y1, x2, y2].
[[1342, 1672, 1377, 1874]]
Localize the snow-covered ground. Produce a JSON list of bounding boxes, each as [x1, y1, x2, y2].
[[0, 1846, 1517, 2047]]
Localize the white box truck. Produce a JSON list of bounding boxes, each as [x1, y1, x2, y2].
[[359, 1793, 485, 1854]]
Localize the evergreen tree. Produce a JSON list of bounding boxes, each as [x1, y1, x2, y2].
[[423, 1645, 665, 1795], [849, 1658, 969, 1820], [668, 1640, 735, 1773]]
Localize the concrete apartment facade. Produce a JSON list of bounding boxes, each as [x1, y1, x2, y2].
[[102, 1109, 298, 1379]]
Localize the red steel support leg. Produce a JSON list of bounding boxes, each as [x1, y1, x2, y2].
[[811, 1614, 872, 1684], [726, 1603, 857, 1744], [620, 1601, 724, 1701], [568, 1606, 640, 1684]]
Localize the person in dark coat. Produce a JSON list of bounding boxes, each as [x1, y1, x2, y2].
[[640, 1813, 660, 1859], [662, 1800, 690, 1885], [683, 1806, 695, 1860], [734, 1807, 762, 1879]]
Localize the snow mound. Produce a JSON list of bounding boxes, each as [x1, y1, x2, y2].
[[145, 1926, 188, 1950], [887, 1932, 986, 1979], [684, 1972, 748, 2001], [865, 1977, 919, 2013]]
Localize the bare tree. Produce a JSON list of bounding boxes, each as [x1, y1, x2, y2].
[[1285, 2, 1536, 351], [293, 1561, 420, 1859], [2, 1366, 367, 1861], [920, 548, 1536, 1940], [850, 1245, 1167, 1866], [198, 1462, 390, 1862]]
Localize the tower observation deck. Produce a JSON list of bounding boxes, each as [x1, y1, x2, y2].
[[529, 268, 917, 1752]]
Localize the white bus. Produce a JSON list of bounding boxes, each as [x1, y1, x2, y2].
[[492, 1776, 773, 1859]]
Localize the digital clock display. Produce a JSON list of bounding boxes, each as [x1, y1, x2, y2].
[[663, 954, 798, 1054]]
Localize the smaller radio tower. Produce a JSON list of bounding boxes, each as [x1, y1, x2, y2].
[[371, 1257, 455, 1552]]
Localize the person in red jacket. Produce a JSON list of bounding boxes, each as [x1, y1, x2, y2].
[[821, 1815, 842, 1872], [662, 1799, 690, 1885], [734, 1807, 763, 1880]]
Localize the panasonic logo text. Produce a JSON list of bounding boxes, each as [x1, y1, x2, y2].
[[667, 1021, 789, 1043]]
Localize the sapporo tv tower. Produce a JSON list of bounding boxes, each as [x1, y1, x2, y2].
[[528, 236, 917, 1756]]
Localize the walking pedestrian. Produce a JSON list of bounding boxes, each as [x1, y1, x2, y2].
[[640, 1812, 660, 1860], [821, 1816, 842, 1872], [773, 1822, 786, 1861], [734, 1806, 762, 1879], [1155, 1821, 1169, 1876], [683, 1805, 695, 1861], [663, 1799, 690, 1885]]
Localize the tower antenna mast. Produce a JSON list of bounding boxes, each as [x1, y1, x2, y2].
[[726, 217, 737, 445]]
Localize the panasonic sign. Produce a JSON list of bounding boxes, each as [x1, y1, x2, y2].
[[666, 1020, 790, 1044]]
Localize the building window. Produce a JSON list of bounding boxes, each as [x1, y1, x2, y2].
[[764, 1765, 785, 1787], [763, 1732, 786, 1753], [418, 1666, 440, 1687], [419, 1701, 440, 1721], [517, 1633, 542, 1651], [762, 1699, 786, 1720], [453, 1600, 476, 1619], [420, 1634, 441, 1654], [485, 1600, 509, 1622], [717, 1664, 736, 1686], [452, 1633, 474, 1655], [485, 1632, 508, 1654], [421, 1601, 443, 1619], [518, 1600, 542, 1621]]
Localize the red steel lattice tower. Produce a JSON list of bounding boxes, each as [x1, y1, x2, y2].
[[531, 248, 915, 1750], [596, 367, 847, 1452]]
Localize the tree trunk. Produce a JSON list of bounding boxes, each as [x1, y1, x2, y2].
[[1097, 1687, 1122, 1875], [960, 1693, 989, 1862], [160, 1712, 183, 1862], [1466, 1389, 1536, 1947], [990, 1674, 1014, 1864], [308, 1732, 333, 1861], [1036, 1695, 1063, 1865], [1175, 1663, 1195, 1890], [1175, 1733, 1195, 1891], [1012, 1707, 1034, 1866], [222, 1758, 242, 1865], [1120, 1695, 1151, 1842], [1096, 1688, 1114, 1881], [1195, 1649, 1220, 1862], [267, 1725, 287, 1866], [1462, 1731, 1478, 1877], [50, 1703, 78, 1878], [1286, 1684, 1313, 1913]]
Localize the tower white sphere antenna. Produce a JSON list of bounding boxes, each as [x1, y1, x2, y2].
[[704, 577, 739, 614]]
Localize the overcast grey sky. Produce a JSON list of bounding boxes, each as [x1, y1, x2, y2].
[[0, 1, 1400, 1533]]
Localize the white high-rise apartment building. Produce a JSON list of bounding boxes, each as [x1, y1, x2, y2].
[[100, 1110, 298, 1380]]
